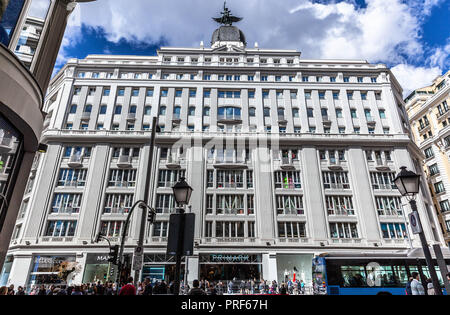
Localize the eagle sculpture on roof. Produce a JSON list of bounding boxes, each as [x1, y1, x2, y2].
[[212, 2, 243, 26]]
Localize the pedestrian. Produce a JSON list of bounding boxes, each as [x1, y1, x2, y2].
[[71, 286, 83, 295], [119, 277, 136, 295], [188, 279, 206, 295], [142, 277, 152, 296], [7, 284, 14, 295], [405, 277, 413, 295], [16, 286, 25, 295], [410, 272, 425, 295], [0, 286, 8, 295], [426, 279, 435, 295]]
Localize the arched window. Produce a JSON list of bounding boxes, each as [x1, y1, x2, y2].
[[173, 106, 181, 118], [69, 105, 77, 114]]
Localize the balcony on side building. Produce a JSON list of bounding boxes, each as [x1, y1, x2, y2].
[[117, 155, 132, 168], [68, 154, 83, 168]]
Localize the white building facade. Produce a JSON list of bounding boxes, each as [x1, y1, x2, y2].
[[3, 17, 448, 291]]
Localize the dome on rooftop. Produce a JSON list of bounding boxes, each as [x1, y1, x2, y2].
[[211, 25, 246, 47]]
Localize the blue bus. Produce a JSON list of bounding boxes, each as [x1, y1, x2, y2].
[[323, 257, 449, 295]]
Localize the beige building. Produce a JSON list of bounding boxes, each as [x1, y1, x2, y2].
[[405, 71, 450, 246]]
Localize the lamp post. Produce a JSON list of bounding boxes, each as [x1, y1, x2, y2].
[[394, 167, 442, 295], [172, 177, 193, 295]]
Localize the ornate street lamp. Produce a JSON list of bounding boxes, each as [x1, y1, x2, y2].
[[394, 167, 442, 295], [171, 177, 193, 295], [172, 177, 193, 210], [393, 167, 421, 198]]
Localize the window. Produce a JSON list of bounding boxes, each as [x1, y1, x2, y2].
[[330, 77, 336, 82], [129, 106, 137, 114], [262, 91, 269, 99], [379, 109, 386, 119], [302, 76, 309, 82], [329, 222, 358, 239], [45, 221, 77, 237], [291, 91, 297, 99], [204, 90, 211, 98], [158, 170, 186, 188], [434, 182, 445, 194], [249, 107, 256, 117], [218, 107, 241, 120], [248, 91, 255, 99], [357, 77, 363, 83], [118, 89, 125, 96], [305, 91, 311, 99], [146, 89, 154, 97], [189, 89, 196, 98], [155, 194, 176, 213], [380, 223, 407, 239], [294, 127, 301, 134], [51, 193, 82, 214], [69, 105, 77, 114], [188, 107, 196, 116], [203, 107, 210, 116], [326, 196, 355, 215], [278, 222, 306, 238], [371, 77, 377, 83], [333, 92, 339, 100], [292, 108, 299, 118], [309, 127, 316, 133], [323, 171, 350, 189], [152, 221, 169, 238], [375, 196, 402, 216], [103, 88, 110, 96], [339, 127, 346, 134], [144, 106, 152, 115], [97, 123, 104, 130], [216, 195, 245, 215], [80, 123, 88, 130], [216, 170, 244, 189], [216, 221, 246, 238], [424, 147, 434, 159], [109, 169, 137, 187], [263, 107, 271, 117], [343, 77, 349, 82], [319, 91, 326, 100], [100, 221, 127, 238], [375, 92, 382, 100], [347, 92, 353, 100], [275, 76, 282, 82], [74, 87, 81, 95], [159, 106, 166, 115], [276, 195, 304, 215], [114, 106, 122, 115], [203, 75, 211, 81], [307, 108, 314, 118], [361, 92, 367, 100], [99, 105, 107, 115], [161, 90, 168, 97], [248, 75, 254, 81], [274, 171, 301, 189], [132, 89, 139, 97], [370, 172, 396, 190], [261, 76, 268, 81], [103, 194, 134, 214], [350, 109, 357, 118], [439, 200, 450, 213], [429, 163, 439, 176], [354, 127, 360, 134], [336, 109, 343, 118]]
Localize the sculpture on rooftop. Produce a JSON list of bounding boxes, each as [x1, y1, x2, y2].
[[212, 1, 242, 26]]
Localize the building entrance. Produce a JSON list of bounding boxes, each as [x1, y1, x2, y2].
[[199, 254, 262, 281]]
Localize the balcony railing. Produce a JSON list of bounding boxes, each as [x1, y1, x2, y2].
[[58, 180, 85, 187], [51, 207, 80, 214], [216, 182, 244, 189], [117, 155, 132, 168], [103, 207, 131, 214], [324, 183, 351, 189], [278, 208, 305, 215], [217, 208, 246, 215], [377, 209, 402, 216], [81, 112, 91, 120], [68, 155, 83, 168], [109, 181, 135, 188], [328, 208, 355, 216]]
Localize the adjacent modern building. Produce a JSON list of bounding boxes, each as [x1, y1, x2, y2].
[[3, 6, 449, 292], [0, 0, 96, 283], [405, 71, 450, 245]]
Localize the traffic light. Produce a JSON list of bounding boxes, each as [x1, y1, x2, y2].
[[148, 208, 156, 223], [108, 245, 119, 264]]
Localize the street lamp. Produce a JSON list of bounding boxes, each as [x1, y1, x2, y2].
[[171, 177, 193, 295], [394, 167, 442, 295], [172, 177, 193, 209]]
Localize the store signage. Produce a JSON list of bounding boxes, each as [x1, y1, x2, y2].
[[210, 254, 250, 263], [86, 254, 109, 265]]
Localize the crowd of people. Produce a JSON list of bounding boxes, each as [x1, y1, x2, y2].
[[0, 277, 313, 295]]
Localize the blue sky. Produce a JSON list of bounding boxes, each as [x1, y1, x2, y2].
[[57, 0, 450, 96]]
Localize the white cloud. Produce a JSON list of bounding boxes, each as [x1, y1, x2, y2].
[[391, 64, 442, 97], [56, 0, 446, 95], [429, 38, 450, 69]]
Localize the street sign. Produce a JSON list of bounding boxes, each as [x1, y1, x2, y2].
[[409, 211, 422, 234], [167, 213, 195, 256]]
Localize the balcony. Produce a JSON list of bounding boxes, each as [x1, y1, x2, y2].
[[217, 114, 242, 125], [0, 137, 13, 154], [280, 157, 295, 170], [51, 207, 79, 215], [67, 155, 83, 168], [277, 238, 309, 244], [203, 237, 256, 244], [328, 158, 343, 171], [81, 112, 91, 120], [377, 209, 402, 216], [325, 183, 351, 190], [166, 156, 181, 169], [366, 116, 376, 125], [278, 208, 305, 215], [109, 181, 135, 188], [375, 158, 391, 171], [328, 208, 355, 216], [217, 208, 246, 215], [127, 113, 136, 121], [117, 155, 132, 168], [278, 115, 288, 125], [213, 158, 247, 170], [322, 115, 332, 126], [104, 207, 130, 215]]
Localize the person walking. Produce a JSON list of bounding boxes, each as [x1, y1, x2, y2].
[[142, 277, 153, 296], [426, 279, 436, 296], [16, 286, 26, 295], [405, 277, 413, 295], [188, 280, 206, 295], [118, 277, 136, 296], [410, 272, 425, 295]]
